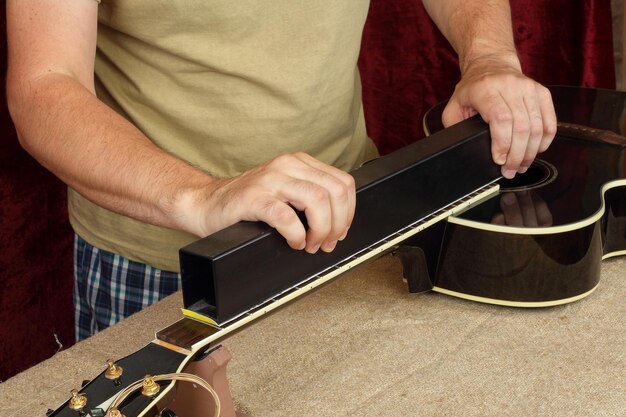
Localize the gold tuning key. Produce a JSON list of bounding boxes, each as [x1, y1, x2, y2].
[[104, 359, 123, 380], [141, 375, 161, 397], [68, 389, 88, 411], [107, 408, 126, 417]]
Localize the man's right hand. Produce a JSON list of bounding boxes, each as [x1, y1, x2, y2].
[[177, 153, 356, 254]]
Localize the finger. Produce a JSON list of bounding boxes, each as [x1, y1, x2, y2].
[[450, 82, 513, 166], [253, 198, 308, 251], [249, 183, 334, 254], [442, 97, 479, 128], [442, 100, 463, 128], [475, 93, 514, 168], [537, 86, 557, 153], [519, 93, 545, 173], [532, 194, 553, 227], [499, 91, 532, 178], [301, 185, 334, 253], [276, 179, 333, 254], [491, 212, 506, 225], [261, 153, 351, 253], [499, 192, 523, 226], [445, 79, 513, 168], [293, 153, 355, 245], [516, 190, 539, 227]]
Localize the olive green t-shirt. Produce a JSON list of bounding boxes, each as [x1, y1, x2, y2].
[[69, 0, 377, 272]]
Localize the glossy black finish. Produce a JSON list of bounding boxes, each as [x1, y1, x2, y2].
[[437, 221, 603, 302], [180, 117, 501, 325], [603, 187, 626, 254], [456, 135, 625, 229], [395, 222, 446, 293], [422, 86, 626, 303]]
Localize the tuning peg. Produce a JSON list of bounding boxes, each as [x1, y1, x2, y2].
[[141, 375, 161, 397], [107, 408, 126, 417], [68, 389, 88, 411], [104, 359, 123, 380]]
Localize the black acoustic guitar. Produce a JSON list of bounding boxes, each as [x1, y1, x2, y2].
[[46, 86, 625, 416], [408, 85, 626, 307]]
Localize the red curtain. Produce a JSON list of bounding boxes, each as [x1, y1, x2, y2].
[[0, 4, 74, 380], [0, 128, 74, 381], [0, 0, 616, 380]]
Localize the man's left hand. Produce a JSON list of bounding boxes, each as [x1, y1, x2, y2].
[[442, 55, 557, 179]]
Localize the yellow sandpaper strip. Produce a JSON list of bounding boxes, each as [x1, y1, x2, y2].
[[181, 308, 220, 328]]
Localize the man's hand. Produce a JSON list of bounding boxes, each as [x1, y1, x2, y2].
[[177, 153, 355, 254], [442, 55, 557, 179], [421, 0, 558, 179]]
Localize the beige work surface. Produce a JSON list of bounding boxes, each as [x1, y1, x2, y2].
[[1, 255, 625, 417]]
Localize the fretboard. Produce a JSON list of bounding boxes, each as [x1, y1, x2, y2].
[[179, 116, 501, 327]]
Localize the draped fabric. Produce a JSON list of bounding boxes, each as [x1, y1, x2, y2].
[[0, 0, 617, 380], [0, 9, 75, 379]]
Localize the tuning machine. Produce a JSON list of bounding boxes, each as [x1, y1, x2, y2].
[[141, 375, 161, 397], [68, 389, 88, 411], [104, 359, 123, 381], [107, 408, 126, 417]]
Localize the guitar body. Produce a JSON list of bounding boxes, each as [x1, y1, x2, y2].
[[415, 86, 626, 306]]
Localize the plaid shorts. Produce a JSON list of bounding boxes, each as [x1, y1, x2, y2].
[[73, 234, 180, 341]]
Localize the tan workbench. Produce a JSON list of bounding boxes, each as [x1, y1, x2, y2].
[[1, 254, 624, 417]]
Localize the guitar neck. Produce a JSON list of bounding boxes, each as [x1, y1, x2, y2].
[[49, 118, 501, 417], [159, 182, 500, 351], [179, 117, 502, 327], [45, 176, 499, 417]]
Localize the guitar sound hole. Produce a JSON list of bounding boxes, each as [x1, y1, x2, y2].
[[499, 159, 557, 192]]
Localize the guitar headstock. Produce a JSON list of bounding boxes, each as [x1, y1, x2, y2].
[[46, 343, 187, 417]]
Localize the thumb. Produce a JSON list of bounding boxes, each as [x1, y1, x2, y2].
[[442, 99, 467, 128]]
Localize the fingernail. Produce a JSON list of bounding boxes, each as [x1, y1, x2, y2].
[[339, 228, 349, 241], [306, 244, 320, 254], [502, 168, 516, 179], [518, 165, 529, 173], [321, 240, 338, 253], [496, 154, 507, 165]]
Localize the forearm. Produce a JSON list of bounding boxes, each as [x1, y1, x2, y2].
[[422, 0, 520, 73], [7, 73, 214, 235], [6, 0, 355, 254]]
